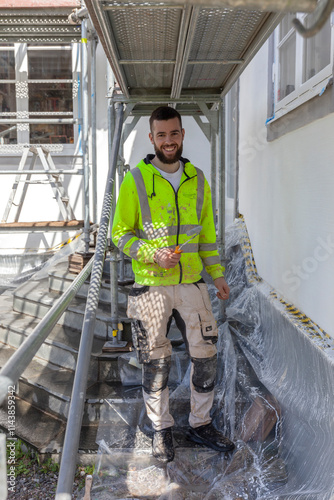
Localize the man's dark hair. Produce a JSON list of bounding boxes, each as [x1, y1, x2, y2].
[[149, 106, 182, 133]]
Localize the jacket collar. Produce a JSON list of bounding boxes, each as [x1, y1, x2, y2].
[[143, 154, 193, 176]]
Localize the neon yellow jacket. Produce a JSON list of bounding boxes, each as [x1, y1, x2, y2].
[[112, 155, 224, 286]]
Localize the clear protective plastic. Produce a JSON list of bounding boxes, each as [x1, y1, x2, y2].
[[0, 230, 84, 288], [90, 219, 334, 500]]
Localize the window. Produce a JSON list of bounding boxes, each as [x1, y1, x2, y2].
[[0, 43, 80, 147], [0, 45, 17, 144], [272, 12, 334, 119], [277, 14, 296, 101], [302, 13, 331, 83], [27, 45, 75, 144]]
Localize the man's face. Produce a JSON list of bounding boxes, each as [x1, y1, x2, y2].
[[149, 117, 185, 164]]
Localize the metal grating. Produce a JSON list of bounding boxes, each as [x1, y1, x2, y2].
[[183, 64, 232, 91], [188, 8, 265, 62], [108, 7, 182, 61], [86, 0, 285, 105], [0, 12, 81, 43], [183, 7, 268, 89], [123, 63, 175, 89]]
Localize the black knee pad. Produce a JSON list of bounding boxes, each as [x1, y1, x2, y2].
[[192, 355, 217, 393], [142, 356, 171, 395]]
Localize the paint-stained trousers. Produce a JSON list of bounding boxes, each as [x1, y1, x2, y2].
[[127, 282, 218, 431]]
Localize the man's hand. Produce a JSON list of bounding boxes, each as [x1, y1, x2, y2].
[[154, 247, 182, 269], [214, 276, 230, 300]]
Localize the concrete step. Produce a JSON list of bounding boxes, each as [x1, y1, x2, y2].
[[12, 277, 132, 341], [0, 396, 101, 453], [0, 293, 100, 373], [48, 261, 131, 308], [0, 293, 134, 384], [0, 344, 141, 423], [0, 397, 67, 453]]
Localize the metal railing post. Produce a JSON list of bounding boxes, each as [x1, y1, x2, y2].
[[218, 99, 226, 322], [81, 18, 90, 254], [55, 102, 124, 500], [118, 159, 126, 283], [91, 35, 98, 223], [108, 98, 119, 340]]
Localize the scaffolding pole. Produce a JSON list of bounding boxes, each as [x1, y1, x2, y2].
[[91, 35, 98, 223], [234, 80, 240, 220], [218, 100, 226, 322], [210, 127, 217, 221], [81, 19, 90, 253], [55, 102, 124, 500]]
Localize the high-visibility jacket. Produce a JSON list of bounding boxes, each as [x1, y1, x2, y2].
[[112, 155, 224, 286]]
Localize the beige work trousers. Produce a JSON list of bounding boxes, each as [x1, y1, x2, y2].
[[127, 282, 218, 430]]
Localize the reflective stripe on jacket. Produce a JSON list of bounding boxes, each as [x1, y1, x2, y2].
[[112, 155, 224, 286]]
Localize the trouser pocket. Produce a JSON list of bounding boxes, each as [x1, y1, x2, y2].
[[198, 314, 218, 344], [127, 284, 151, 363], [127, 284, 150, 319], [131, 319, 150, 364], [196, 284, 218, 343]]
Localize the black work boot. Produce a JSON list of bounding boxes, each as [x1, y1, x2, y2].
[[187, 423, 235, 452], [152, 427, 175, 463]]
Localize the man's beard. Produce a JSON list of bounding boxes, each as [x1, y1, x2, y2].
[[154, 142, 183, 164]]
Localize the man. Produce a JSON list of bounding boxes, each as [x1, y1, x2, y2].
[[112, 106, 235, 462]]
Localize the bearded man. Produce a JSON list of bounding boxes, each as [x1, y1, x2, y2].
[[112, 106, 234, 462]]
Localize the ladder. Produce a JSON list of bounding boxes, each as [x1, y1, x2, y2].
[[2, 145, 75, 223]]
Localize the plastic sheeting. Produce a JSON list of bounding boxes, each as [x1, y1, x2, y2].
[[90, 219, 334, 500], [0, 231, 84, 289]]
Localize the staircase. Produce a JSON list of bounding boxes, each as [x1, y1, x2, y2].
[[0, 256, 133, 453], [0, 256, 188, 455]]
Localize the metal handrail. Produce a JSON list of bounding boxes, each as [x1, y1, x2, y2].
[[292, 0, 334, 38], [0, 125, 16, 138], [55, 101, 124, 500], [0, 256, 94, 406]]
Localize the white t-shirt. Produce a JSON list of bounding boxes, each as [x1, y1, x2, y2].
[[152, 161, 184, 192]]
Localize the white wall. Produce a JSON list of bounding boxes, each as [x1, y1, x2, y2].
[[239, 42, 334, 336]]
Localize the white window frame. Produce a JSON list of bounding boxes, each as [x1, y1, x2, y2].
[[0, 42, 80, 153], [0, 44, 16, 144], [272, 12, 334, 121]]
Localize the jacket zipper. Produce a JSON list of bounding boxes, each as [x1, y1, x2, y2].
[[175, 177, 194, 283], [155, 172, 195, 284]]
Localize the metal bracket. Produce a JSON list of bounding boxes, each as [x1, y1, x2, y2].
[[292, 0, 334, 38], [197, 102, 219, 133], [193, 115, 211, 141], [122, 116, 140, 143], [68, 7, 88, 25], [123, 102, 135, 122]]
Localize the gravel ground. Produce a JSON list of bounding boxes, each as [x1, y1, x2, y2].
[[6, 468, 87, 499]]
